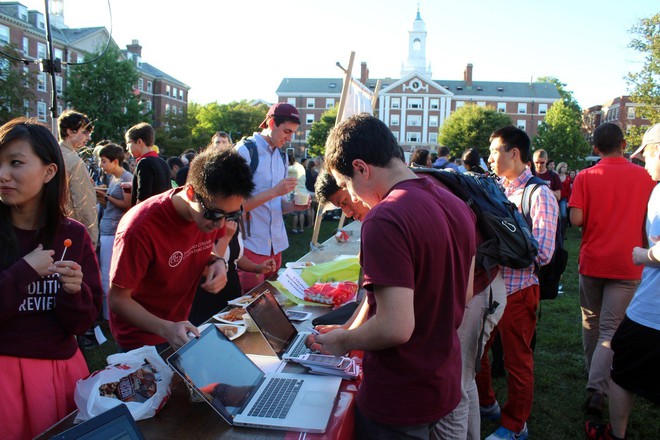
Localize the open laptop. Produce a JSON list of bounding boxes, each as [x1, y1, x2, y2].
[[246, 290, 316, 360], [50, 404, 145, 440], [167, 325, 341, 433]]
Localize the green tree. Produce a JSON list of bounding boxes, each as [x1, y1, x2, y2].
[[626, 13, 660, 134], [533, 100, 590, 168], [154, 110, 194, 157], [306, 106, 338, 157], [0, 45, 35, 124], [191, 100, 269, 147], [64, 44, 144, 142], [438, 104, 512, 158], [537, 76, 581, 113]]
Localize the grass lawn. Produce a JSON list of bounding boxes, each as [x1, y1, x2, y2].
[[82, 218, 659, 439]]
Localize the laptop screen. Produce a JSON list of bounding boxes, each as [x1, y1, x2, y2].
[[246, 291, 298, 358], [51, 404, 145, 440], [167, 326, 264, 419]]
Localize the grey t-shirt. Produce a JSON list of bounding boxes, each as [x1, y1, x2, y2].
[[99, 170, 133, 236]]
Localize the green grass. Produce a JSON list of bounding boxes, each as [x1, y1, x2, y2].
[[83, 220, 659, 438]]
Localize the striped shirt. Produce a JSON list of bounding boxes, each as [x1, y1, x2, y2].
[[501, 169, 559, 295]]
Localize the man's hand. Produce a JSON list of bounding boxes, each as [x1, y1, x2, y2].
[[202, 259, 228, 292], [273, 177, 298, 196], [307, 328, 349, 356], [256, 258, 276, 274], [163, 321, 199, 350]]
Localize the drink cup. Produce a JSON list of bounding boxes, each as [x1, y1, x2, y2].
[[294, 192, 310, 206], [121, 182, 132, 194]]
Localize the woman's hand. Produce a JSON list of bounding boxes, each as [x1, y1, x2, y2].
[[256, 258, 276, 274], [49, 260, 83, 293], [23, 244, 55, 277]]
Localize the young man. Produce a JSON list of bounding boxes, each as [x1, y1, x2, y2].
[[211, 131, 232, 149], [107, 149, 254, 351], [432, 145, 460, 170], [533, 149, 561, 201], [234, 103, 308, 292], [569, 122, 655, 418], [315, 170, 370, 222], [125, 122, 171, 206], [585, 123, 660, 440], [58, 110, 98, 248], [477, 126, 559, 440], [311, 114, 476, 439]]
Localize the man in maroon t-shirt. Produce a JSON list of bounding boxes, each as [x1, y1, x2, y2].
[[310, 114, 476, 439], [533, 149, 561, 201]]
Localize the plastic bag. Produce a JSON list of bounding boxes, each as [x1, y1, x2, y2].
[[74, 345, 173, 422], [304, 281, 358, 306]]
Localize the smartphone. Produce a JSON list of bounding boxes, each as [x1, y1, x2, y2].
[[296, 354, 344, 368], [286, 310, 312, 322]]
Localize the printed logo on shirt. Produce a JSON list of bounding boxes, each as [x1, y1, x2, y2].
[[169, 251, 184, 267], [19, 274, 59, 312]]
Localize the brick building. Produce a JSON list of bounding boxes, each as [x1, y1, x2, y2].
[[582, 95, 656, 145], [0, 1, 188, 128], [276, 9, 560, 152]]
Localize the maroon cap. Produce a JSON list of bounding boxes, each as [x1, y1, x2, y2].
[[259, 102, 300, 129]]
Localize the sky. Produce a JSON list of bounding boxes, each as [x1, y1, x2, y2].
[[20, 0, 659, 109]]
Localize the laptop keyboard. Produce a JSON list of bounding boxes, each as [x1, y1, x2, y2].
[[288, 337, 312, 357], [248, 377, 304, 419]]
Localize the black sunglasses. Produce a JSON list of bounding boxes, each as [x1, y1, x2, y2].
[[196, 194, 243, 222]]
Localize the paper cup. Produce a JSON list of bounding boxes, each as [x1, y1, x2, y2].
[[294, 192, 310, 205]]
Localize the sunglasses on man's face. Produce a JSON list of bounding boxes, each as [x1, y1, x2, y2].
[[196, 194, 243, 222]]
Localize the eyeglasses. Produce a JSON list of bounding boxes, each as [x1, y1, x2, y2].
[[196, 194, 243, 222]]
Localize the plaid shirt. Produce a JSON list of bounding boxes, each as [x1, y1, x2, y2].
[[501, 169, 559, 295]]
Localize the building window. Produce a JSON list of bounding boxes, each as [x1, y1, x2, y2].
[[57, 104, 62, 116], [37, 73, 47, 92], [173, 87, 178, 99], [287, 97, 296, 105], [37, 43, 47, 59], [22, 36, 29, 54], [538, 103, 548, 115], [306, 98, 315, 108], [497, 102, 506, 113], [55, 76, 62, 95], [23, 99, 29, 116], [172, 105, 177, 115], [147, 81, 152, 93], [179, 89, 183, 100], [408, 98, 422, 109], [306, 114, 315, 124], [0, 24, 9, 44], [146, 100, 152, 111], [407, 114, 422, 126], [54, 48, 63, 61], [406, 132, 421, 143], [391, 131, 399, 140], [429, 132, 438, 143], [477, 101, 486, 107], [627, 107, 636, 120], [37, 102, 47, 121], [391, 98, 401, 109], [390, 114, 400, 126], [517, 119, 527, 130], [138, 78, 143, 91], [430, 99, 439, 110], [165, 103, 170, 114], [166, 85, 171, 97], [537, 120, 543, 126], [518, 103, 527, 114], [429, 115, 439, 127], [326, 98, 335, 108], [455, 101, 465, 109]]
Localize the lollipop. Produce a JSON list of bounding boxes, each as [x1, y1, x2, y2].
[[60, 239, 72, 261]]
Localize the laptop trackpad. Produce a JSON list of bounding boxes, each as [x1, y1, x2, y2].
[[301, 391, 333, 406]]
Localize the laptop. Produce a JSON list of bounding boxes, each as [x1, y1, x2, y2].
[[50, 403, 145, 440], [246, 290, 315, 360], [167, 325, 341, 433]]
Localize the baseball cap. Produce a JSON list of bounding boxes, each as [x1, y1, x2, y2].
[[631, 123, 660, 160], [259, 103, 300, 129]]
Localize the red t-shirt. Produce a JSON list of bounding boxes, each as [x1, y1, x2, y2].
[[560, 175, 571, 200], [109, 188, 224, 349], [357, 178, 476, 425], [569, 157, 656, 279]]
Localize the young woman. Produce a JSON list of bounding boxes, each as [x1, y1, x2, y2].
[[462, 147, 488, 175], [557, 162, 571, 238], [0, 118, 102, 440]]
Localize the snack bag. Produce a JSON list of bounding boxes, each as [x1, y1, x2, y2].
[[74, 345, 173, 422], [304, 281, 358, 307]]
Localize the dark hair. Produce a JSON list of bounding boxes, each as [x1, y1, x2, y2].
[[98, 143, 125, 163], [593, 123, 624, 154], [462, 148, 485, 173], [272, 115, 300, 127], [315, 171, 341, 205], [125, 122, 155, 146], [325, 113, 403, 177], [288, 154, 297, 166], [212, 131, 232, 144], [58, 109, 92, 140], [0, 118, 67, 269], [490, 125, 531, 163], [438, 146, 450, 157], [187, 148, 254, 200], [409, 149, 430, 167], [167, 157, 184, 170]]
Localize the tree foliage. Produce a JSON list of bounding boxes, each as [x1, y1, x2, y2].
[[306, 106, 338, 157], [64, 44, 143, 142], [191, 100, 269, 148], [154, 111, 194, 157], [537, 76, 581, 113], [0, 45, 35, 124], [438, 104, 512, 159], [533, 100, 590, 168]]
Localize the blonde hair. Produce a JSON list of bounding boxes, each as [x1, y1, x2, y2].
[[557, 162, 568, 174]]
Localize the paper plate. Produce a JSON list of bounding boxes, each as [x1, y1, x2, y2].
[[227, 294, 258, 308], [213, 309, 246, 325]]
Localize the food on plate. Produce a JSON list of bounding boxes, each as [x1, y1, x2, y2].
[[220, 307, 245, 322], [218, 325, 239, 339]]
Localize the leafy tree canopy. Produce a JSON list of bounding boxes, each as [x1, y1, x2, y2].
[[64, 44, 143, 143], [533, 100, 590, 168], [0, 45, 35, 124], [306, 106, 338, 157], [191, 100, 269, 148], [438, 104, 512, 159], [537, 76, 581, 113]]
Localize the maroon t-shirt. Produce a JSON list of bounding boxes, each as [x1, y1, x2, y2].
[[357, 177, 476, 424], [536, 170, 561, 193]]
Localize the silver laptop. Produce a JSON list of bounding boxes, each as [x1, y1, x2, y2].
[[246, 290, 315, 360], [167, 325, 341, 433]]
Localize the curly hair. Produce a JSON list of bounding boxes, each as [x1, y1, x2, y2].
[[187, 148, 254, 200]]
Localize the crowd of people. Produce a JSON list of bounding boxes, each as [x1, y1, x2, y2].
[[0, 101, 658, 440]]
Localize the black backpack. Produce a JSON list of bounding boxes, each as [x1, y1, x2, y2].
[[237, 136, 287, 175], [521, 176, 568, 300], [413, 168, 539, 273]]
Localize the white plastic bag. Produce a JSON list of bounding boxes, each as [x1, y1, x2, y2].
[[74, 345, 173, 422]]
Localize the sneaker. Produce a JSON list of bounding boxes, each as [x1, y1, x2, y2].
[[480, 401, 501, 421], [485, 423, 528, 440], [585, 421, 626, 440], [584, 391, 605, 418]]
